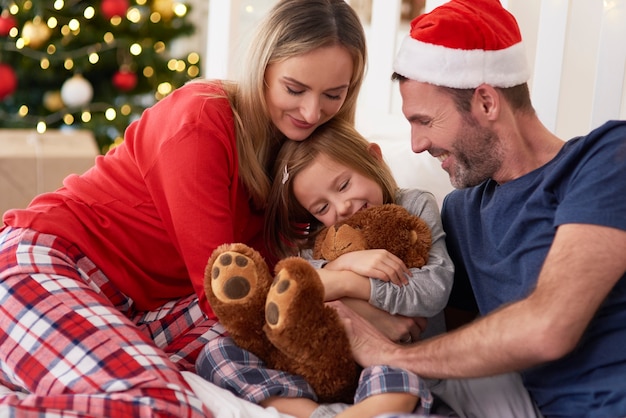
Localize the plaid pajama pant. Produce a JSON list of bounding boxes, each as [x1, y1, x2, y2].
[[196, 334, 434, 414], [0, 226, 220, 417]]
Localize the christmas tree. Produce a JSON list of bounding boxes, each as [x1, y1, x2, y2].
[[0, 0, 201, 153]]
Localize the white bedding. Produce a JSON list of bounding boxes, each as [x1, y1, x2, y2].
[[182, 371, 296, 418], [0, 374, 295, 418]]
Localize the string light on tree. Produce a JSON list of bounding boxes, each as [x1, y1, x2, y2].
[[0, 0, 200, 152]]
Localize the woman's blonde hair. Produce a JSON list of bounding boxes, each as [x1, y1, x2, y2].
[[266, 119, 399, 258], [207, 0, 367, 210]]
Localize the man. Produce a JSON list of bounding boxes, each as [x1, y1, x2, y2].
[[337, 0, 626, 416]]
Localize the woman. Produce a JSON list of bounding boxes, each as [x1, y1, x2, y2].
[[0, 0, 366, 416]]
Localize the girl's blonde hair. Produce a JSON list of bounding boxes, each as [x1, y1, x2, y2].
[[196, 0, 367, 210], [266, 119, 399, 258]]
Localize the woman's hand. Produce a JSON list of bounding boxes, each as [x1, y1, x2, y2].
[[324, 250, 410, 286]]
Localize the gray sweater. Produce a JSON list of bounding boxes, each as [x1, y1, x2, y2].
[[302, 188, 454, 318]]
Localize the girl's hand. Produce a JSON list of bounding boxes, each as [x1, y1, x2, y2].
[[317, 269, 370, 301], [368, 312, 427, 343], [325, 250, 410, 286], [338, 299, 427, 343]]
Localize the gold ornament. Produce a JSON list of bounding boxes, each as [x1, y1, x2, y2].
[[43, 90, 64, 112], [152, 0, 175, 20], [22, 17, 51, 49]]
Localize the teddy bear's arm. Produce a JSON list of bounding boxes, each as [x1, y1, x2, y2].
[[368, 190, 455, 318]]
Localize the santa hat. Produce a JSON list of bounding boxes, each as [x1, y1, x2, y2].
[[393, 0, 530, 88]]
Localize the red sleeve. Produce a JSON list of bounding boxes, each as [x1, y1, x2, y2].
[[131, 83, 241, 317]]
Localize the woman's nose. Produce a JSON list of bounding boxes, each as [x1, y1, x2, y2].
[[300, 96, 321, 124]]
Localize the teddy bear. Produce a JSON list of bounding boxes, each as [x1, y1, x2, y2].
[[313, 203, 432, 268], [204, 203, 431, 404]]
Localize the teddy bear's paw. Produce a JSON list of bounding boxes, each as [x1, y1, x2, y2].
[[264, 258, 326, 352], [265, 269, 299, 332], [209, 245, 270, 305], [264, 258, 359, 401]]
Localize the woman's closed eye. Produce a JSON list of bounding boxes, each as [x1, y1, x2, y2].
[[287, 86, 304, 96]]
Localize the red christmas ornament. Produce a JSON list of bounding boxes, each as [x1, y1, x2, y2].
[[0, 13, 17, 36], [112, 69, 138, 91], [101, 0, 130, 19], [0, 63, 18, 100]]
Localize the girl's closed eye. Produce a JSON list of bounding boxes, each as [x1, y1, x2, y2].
[[315, 203, 329, 215], [324, 92, 342, 100], [339, 179, 350, 192]]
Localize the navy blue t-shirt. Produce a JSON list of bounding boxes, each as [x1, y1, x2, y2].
[[442, 120, 626, 417]]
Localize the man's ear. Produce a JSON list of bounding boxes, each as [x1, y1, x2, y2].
[[367, 142, 383, 161], [473, 83, 500, 121]]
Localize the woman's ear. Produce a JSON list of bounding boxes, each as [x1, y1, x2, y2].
[[367, 142, 383, 161]]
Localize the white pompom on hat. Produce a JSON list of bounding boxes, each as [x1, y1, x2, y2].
[[393, 0, 530, 88]]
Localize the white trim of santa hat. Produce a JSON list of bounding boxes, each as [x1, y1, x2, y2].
[[393, 0, 530, 88]]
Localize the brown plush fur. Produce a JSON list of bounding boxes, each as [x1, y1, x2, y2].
[[205, 244, 358, 403], [313, 204, 432, 268], [204, 204, 431, 403]]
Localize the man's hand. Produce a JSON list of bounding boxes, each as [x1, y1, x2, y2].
[[328, 300, 406, 367]]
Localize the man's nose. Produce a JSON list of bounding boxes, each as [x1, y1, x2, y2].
[[411, 130, 431, 154]]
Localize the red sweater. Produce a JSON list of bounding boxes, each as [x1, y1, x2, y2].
[[3, 82, 273, 319]]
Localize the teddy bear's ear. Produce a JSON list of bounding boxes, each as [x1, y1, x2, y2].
[[407, 216, 433, 267], [313, 227, 330, 259]]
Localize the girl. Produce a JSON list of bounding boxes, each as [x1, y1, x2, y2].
[[197, 119, 454, 417], [0, 1, 366, 416], [268, 119, 454, 338]]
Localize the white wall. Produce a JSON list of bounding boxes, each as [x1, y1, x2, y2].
[[197, 0, 626, 141], [510, 0, 626, 140]]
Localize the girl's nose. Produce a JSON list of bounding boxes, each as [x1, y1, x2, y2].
[[336, 200, 353, 223]]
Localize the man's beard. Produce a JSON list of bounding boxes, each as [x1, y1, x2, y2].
[[449, 114, 503, 189]]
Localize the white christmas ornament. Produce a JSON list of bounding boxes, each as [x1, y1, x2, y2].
[[61, 74, 94, 107]]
